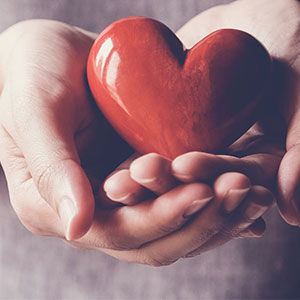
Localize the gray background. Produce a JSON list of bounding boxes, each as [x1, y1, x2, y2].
[[0, 0, 300, 299]]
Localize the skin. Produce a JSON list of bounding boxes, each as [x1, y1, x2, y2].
[[107, 0, 300, 226], [0, 0, 297, 266], [176, 0, 300, 226]]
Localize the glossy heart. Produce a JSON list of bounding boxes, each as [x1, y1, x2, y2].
[[87, 17, 271, 159]]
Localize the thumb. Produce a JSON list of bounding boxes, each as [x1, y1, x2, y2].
[[277, 71, 300, 226], [8, 97, 95, 241], [278, 145, 300, 226], [278, 87, 300, 226], [278, 137, 300, 226]]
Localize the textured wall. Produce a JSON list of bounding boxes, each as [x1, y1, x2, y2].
[[0, 0, 233, 33], [1, 0, 300, 299]]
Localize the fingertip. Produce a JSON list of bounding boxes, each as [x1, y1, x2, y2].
[[215, 172, 251, 214], [277, 150, 300, 226], [56, 160, 95, 241], [61, 197, 95, 241], [129, 153, 177, 195], [172, 152, 205, 181], [129, 153, 170, 182], [239, 217, 266, 238], [104, 169, 146, 205], [237, 186, 274, 224], [277, 202, 300, 226], [66, 193, 95, 241], [171, 152, 223, 182], [250, 185, 274, 207], [214, 172, 251, 199], [65, 212, 93, 241]]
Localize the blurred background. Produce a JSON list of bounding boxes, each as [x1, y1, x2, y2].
[[1, 0, 300, 299]]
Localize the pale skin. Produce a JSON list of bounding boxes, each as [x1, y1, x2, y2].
[[0, 0, 298, 266]]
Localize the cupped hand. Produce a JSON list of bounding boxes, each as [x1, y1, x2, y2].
[[0, 20, 270, 267], [177, 0, 300, 225], [102, 118, 283, 264], [0, 0, 293, 267], [0, 20, 133, 240]]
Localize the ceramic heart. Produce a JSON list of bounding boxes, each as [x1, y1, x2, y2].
[[87, 17, 271, 159]]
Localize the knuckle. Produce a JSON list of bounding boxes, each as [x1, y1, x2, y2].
[[156, 222, 179, 237], [144, 256, 169, 267], [106, 238, 135, 251], [35, 162, 56, 199], [191, 226, 220, 246], [95, 231, 140, 252], [240, 214, 258, 224], [147, 255, 177, 267], [34, 158, 72, 206], [65, 240, 90, 250], [146, 257, 169, 267], [141, 250, 178, 267], [183, 249, 203, 258]]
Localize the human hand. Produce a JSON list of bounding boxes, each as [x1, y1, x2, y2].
[[176, 0, 300, 226], [102, 117, 282, 262], [0, 19, 133, 240], [0, 18, 277, 267], [1, 3, 292, 266]]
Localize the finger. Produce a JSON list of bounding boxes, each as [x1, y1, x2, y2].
[[74, 182, 214, 251], [85, 152, 141, 208], [277, 144, 300, 225], [176, 4, 227, 48], [186, 186, 273, 257], [277, 79, 300, 226], [2, 88, 94, 241], [106, 185, 273, 266], [103, 169, 148, 205], [213, 172, 251, 213], [239, 217, 266, 238], [172, 151, 279, 187], [129, 153, 178, 195]]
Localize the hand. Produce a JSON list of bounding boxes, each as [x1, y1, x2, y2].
[[0, 1, 288, 266], [0, 20, 272, 267], [0, 20, 133, 240], [102, 120, 282, 263], [177, 0, 300, 226]]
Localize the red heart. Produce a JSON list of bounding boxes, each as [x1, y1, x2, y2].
[[87, 17, 271, 159]]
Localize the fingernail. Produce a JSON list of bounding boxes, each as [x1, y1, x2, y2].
[[172, 173, 195, 182], [105, 192, 132, 202], [290, 198, 300, 225], [58, 197, 77, 241], [222, 188, 250, 213], [239, 229, 261, 238], [172, 152, 200, 182], [183, 197, 214, 218], [291, 186, 300, 224], [244, 203, 269, 221], [129, 175, 157, 184]]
